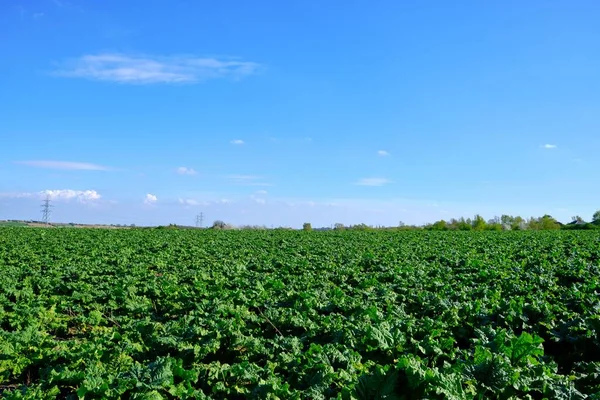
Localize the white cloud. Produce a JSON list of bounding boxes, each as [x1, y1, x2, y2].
[[178, 198, 211, 207], [354, 178, 392, 187], [250, 193, 267, 205], [542, 144, 557, 149], [144, 194, 158, 205], [230, 139, 245, 145], [176, 167, 197, 175], [180, 198, 236, 207], [55, 53, 261, 84], [178, 198, 199, 206], [40, 189, 101, 203], [0, 192, 36, 199], [255, 190, 268, 195], [16, 160, 111, 171], [283, 200, 317, 208], [51, 0, 84, 12], [377, 150, 390, 156]]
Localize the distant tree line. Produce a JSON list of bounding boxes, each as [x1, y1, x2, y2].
[[147, 210, 600, 231], [425, 212, 600, 231], [322, 210, 600, 232]]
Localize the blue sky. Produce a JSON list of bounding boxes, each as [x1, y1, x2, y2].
[[1, 0, 599, 227]]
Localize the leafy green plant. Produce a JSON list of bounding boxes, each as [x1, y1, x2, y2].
[[1, 229, 600, 398]]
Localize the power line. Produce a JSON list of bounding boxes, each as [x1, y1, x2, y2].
[[41, 195, 53, 225], [196, 212, 204, 228]]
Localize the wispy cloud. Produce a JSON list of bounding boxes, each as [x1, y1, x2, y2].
[[250, 192, 268, 205], [178, 198, 236, 207], [179, 198, 197, 206], [178, 198, 208, 207], [228, 174, 273, 187], [176, 166, 197, 175], [377, 150, 390, 156], [54, 53, 261, 84], [542, 144, 557, 149], [284, 200, 317, 208], [0, 192, 31, 199], [144, 194, 158, 205], [51, 0, 84, 12], [354, 178, 392, 187], [41, 189, 101, 203], [230, 139, 245, 145], [1, 189, 102, 203], [16, 160, 111, 171]]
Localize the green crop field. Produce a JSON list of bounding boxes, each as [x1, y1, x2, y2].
[[0, 228, 599, 399], [0, 222, 28, 227]]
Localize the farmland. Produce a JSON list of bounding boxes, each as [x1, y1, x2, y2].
[[1, 228, 599, 399]]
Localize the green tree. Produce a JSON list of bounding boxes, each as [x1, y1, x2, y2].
[[511, 216, 525, 230], [540, 215, 561, 230], [486, 223, 502, 231], [593, 210, 600, 223], [302, 222, 312, 231], [529, 215, 561, 230], [473, 215, 487, 231], [501, 214, 513, 226], [527, 217, 539, 230], [447, 218, 459, 230], [486, 216, 502, 231], [431, 220, 448, 231], [457, 217, 472, 231], [488, 216, 501, 225], [349, 223, 371, 231]]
